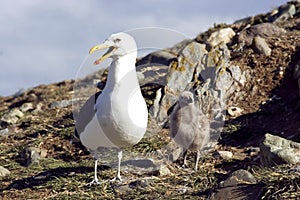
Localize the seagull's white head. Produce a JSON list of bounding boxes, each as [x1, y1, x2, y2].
[[89, 32, 137, 65], [178, 91, 194, 107]]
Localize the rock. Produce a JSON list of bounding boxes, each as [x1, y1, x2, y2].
[[1, 108, 24, 124], [210, 169, 259, 200], [12, 88, 30, 98], [227, 106, 243, 117], [0, 166, 11, 177], [253, 36, 272, 56], [136, 50, 177, 66], [220, 169, 257, 187], [114, 179, 149, 194], [50, 100, 73, 109], [125, 158, 157, 168], [238, 23, 285, 46], [151, 41, 207, 124], [0, 128, 10, 137], [216, 151, 233, 159], [129, 179, 149, 189], [260, 133, 300, 166], [269, 4, 296, 22], [207, 27, 236, 47], [20, 147, 47, 167], [32, 103, 44, 113], [136, 65, 169, 86], [152, 164, 171, 176], [20, 102, 34, 112]]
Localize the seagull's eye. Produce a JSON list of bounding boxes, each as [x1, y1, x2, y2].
[[114, 38, 121, 43]]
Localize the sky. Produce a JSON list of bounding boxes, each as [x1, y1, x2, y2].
[[0, 0, 288, 96]]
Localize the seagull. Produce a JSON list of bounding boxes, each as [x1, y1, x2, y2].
[[74, 32, 148, 184], [169, 91, 210, 171]]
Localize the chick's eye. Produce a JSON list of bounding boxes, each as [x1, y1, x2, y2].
[[114, 38, 121, 43]]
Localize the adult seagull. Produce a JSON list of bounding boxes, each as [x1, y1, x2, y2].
[[75, 32, 148, 184]]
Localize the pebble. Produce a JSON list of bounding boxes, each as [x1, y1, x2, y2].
[[20, 102, 34, 112], [0, 128, 10, 137], [129, 179, 149, 189], [1, 108, 24, 124], [50, 100, 73, 109], [227, 106, 243, 117], [253, 36, 272, 56], [216, 151, 233, 159], [0, 166, 11, 177], [153, 164, 171, 176]]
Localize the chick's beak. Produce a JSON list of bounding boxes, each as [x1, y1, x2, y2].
[[89, 44, 116, 65]]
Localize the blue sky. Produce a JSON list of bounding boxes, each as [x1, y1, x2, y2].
[[0, 0, 287, 96]]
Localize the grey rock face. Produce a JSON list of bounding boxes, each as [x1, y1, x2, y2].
[[151, 41, 207, 124], [260, 133, 300, 166]]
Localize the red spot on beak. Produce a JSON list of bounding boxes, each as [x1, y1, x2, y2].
[[94, 60, 100, 65]]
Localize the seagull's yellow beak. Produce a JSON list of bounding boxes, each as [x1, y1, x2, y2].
[[89, 44, 116, 65]]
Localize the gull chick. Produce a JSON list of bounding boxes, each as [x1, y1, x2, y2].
[[75, 32, 148, 184], [169, 91, 210, 170]]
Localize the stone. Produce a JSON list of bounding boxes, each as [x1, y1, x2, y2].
[[269, 4, 296, 23], [1, 108, 24, 124], [216, 151, 233, 159], [207, 27, 236, 47], [151, 41, 207, 124], [50, 100, 73, 109], [210, 169, 259, 200], [260, 133, 300, 166], [20, 102, 34, 112], [0, 166, 11, 177], [125, 158, 157, 168], [32, 103, 44, 113], [129, 179, 149, 189], [227, 106, 243, 117], [152, 164, 171, 176], [136, 65, 169, 86], [253, 36, 272, 56], [238, 23, 285, 46], [0, 128, 10, 137], [136, 50, 177, 66], [20, 147, 47, 167], [219, 169, 257, 187]]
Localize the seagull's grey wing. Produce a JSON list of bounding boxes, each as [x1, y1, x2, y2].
[[74, 91, 101, 139]]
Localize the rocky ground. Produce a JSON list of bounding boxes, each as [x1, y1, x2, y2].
[[1, 1, 300, 199]]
